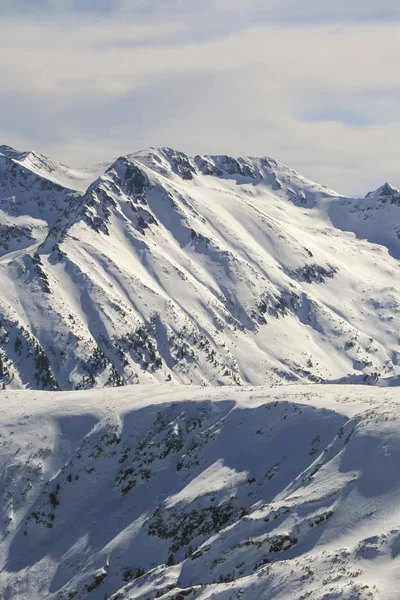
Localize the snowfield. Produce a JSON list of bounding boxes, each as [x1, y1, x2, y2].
[[1, 383, 400, 600], [0, 145, 399, 390]]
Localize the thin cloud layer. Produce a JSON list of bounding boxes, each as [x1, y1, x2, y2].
[[1, 2, 400, 195]]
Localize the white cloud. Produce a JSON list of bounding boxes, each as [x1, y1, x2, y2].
[[1, 6, 400, 195]]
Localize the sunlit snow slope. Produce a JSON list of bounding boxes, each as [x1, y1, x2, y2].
[[1, 384, 400, 599], [0, 145, 399, 390]]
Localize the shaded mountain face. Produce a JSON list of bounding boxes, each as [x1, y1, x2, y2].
[[0, 145, 399, 390], [1, 384, 400, 600], [365, 182, 400, 198]]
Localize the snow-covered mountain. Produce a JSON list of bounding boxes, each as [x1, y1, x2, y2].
[[0, 144, 399, 390], [1, 383, 400, 600], [1, 143, 400, 600], [0, 145, 111, 193]]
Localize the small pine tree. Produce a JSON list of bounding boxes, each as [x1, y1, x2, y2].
[[14, 336, 22, 354], [167, 553, 175, 566]]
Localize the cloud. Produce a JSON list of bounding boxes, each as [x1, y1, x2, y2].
[[0, 3, 400, 195]]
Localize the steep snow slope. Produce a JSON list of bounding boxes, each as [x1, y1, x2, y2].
[[0, 145, 399, 390], [1, 383, 400, 599]]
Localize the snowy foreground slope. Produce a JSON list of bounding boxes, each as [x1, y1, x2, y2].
[[0, 145, 399, 390], [1, 383, 400, 599]]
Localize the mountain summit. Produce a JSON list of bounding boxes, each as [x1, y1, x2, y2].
[[0, 145, 399, 390], [365, 182, 400, 198]]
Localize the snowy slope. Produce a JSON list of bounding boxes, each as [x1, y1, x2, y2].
[[0, 145, 111, 193], [0, 145, 399, 390], [1, 383, 400, 600]]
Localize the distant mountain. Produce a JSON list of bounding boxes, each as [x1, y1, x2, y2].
[[0, 144, 111, 193], [0, 145, 399, 390], [365, 182, 400, 198]]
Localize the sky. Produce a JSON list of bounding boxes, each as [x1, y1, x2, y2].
[[1, 0, 400, 196]]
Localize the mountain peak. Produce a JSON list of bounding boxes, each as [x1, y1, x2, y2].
[[0, 144, 46, 166], [365, 182, 400, 198], [0, 143, 20, 156], [0, 143, 112, 193], [118, 147, 340, 203]]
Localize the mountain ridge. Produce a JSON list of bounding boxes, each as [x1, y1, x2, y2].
[[0, 143, 399, 391]]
